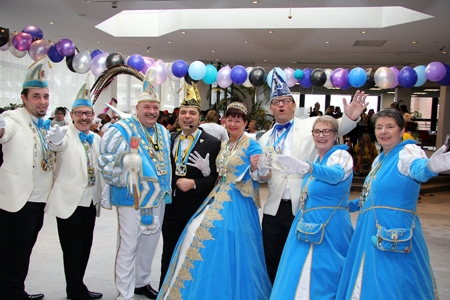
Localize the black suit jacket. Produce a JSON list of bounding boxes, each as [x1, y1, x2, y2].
[[169, 129, 221, 219]]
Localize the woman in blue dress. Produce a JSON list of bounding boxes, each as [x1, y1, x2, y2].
[[336, 108, 450, 299], [270, 115, 354, 299], [158, 102, 272, 300]]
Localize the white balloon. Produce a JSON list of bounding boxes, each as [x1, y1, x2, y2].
[[167, 62, 180, 82], [323, 69, 334, 88], [242, 67, 253, 87], [73, 49, 92, 74]]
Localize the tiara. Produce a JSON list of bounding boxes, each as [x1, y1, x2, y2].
[[227, 102, 248, 114]]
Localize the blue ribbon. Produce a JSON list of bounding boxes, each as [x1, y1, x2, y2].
[[79, 132, 94, 144], [36, 118, 51, 130]]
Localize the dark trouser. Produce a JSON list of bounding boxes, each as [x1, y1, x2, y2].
[[57, 203, 96, 299], [159, 206, 191, 289], [0, 202, 45, 300], [262, 200, 295, 284]]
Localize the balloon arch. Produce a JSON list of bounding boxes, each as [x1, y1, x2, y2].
[[1, 25, 450, 89]]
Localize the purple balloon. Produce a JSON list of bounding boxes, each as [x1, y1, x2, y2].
[[398, 67, 418, 88], [389, 67, 399, 88], [171, 59, 188, 78], [12, 32, 32, 51], [299, 68, 312, 88], [90, 49, 103, 59], [330, 68, 348, 88], [90, 52, 109, 76], [22, 25, 43, 40], [216, 65, 232, 88], [47, 43, 64, 63], [230, 65, 247, 85], [141, 57, 155, 74], [425, 61, 446, 82], [127, 54, 144, 71], [437, 64, 450, 86], [56, 38, 75, 57]]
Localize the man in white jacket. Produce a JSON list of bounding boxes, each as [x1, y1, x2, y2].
[[257, 71, 368, 283], [0, 60, 66, 300], [46, 79, 104, 300]]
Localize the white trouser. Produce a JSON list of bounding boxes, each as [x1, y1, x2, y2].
[[115, 203, 165, 300]]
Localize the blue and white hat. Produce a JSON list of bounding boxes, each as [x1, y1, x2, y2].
[[23, 58, 49, 89], [72, 76, 93, 109], [270, 69, 293, 102], [138, 67, 160, 103]]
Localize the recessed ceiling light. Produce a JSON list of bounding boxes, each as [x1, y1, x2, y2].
[[268, 31, 273, 34], [168, 41, 172, 44], [361, 31, 367, 34], [216, 59, 219, 61], [412, 41, 417, 44], [252, 0, 259, 3], [264, 59, 267, 62], [49, 21, 55, 25], [212, 50, 215, 53], [244, 41, 249, 44], [325, 41, 330, 44], [136, 41, 140, 44], [181, 31, 186, 34], [443, 51, 447, 54], [146, 50, 150, 53], [96, 41, 100, 44]]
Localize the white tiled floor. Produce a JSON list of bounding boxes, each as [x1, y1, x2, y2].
[[25, 186, 450, 299]]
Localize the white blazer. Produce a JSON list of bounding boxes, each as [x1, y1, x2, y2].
[[45, 124, 104, 219], [259, 114, 357, 216], [0, 108, 63, 212]]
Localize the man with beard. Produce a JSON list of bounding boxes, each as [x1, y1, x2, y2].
[[0, 60, 66, 300], [46, 79, 104, 300], [98, 70, 171, 300]]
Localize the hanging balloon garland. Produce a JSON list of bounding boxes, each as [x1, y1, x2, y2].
[[1, 24, 449, 88]]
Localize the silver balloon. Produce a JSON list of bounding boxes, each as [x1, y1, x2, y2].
[[73, 49, 91, 74], [28, 39, 49, 61], [374, 67, 395, 89]]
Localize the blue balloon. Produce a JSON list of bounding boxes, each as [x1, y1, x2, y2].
[[230, 65, 247, 85], [348, 67, 367, 88], [188, 61, 206, 81], [413, 65, 427, 87], [294, 69, 304, 80], [398, 67, 418, 88], [299, 68, 312, 88], [91, 49, 103, 59], [267, 67, 286, 87], [127, 54, 144, 71], [47, 43, 64, 63], [437, 64, 450, 86], [202, 64, 217, 85], [171, 59, 188, 78]]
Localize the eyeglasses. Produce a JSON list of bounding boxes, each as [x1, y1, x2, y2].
[[73, 111, 94, 117], [271, 98, 292, 106], [311, 129, 335, 136]]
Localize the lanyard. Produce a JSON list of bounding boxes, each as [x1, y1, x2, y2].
[[176, 131, 200, 164], [266, 120, 294, 151]]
